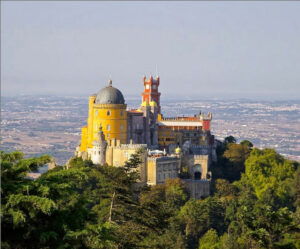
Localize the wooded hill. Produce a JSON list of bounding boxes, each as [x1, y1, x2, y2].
[[1, 137, 300, 249]]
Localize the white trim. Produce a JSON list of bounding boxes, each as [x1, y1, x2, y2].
[[158, 121, 202, 127]]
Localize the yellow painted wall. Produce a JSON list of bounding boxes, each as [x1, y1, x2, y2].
[[80, 95, 128, 152], [147, 159, 156, 185], [80, 126, 88, 151], [91, 104, 127, 147], [87, 95, 96, 148]]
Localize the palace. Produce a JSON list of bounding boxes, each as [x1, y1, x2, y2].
[[75, 75, 216, 199]]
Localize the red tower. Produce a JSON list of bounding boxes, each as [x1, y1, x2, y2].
[[141, 75, 161, 113]]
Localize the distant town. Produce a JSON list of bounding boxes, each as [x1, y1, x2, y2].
[[1, 95, 299, 164]]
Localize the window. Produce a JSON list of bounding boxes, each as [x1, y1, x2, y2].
[[124, 152, 128, 158], [120, 110, 123, 116], [158, 173, 161, 180], [120, 125, 123, 130], [146, 84, 150, 90], [107, 134, 110, 138], [95, 124, 97, 130], [107, 110, 111, 116], [95, 110, 98, 116], [166, 138, 175, 141], [107, 124, 111, 131], [152, 85, 156, 90]]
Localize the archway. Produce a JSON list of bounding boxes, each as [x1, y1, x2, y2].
[[194, 171, 202, 180]]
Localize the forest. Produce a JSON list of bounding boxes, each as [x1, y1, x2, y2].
[[1, 137, 300, 249]]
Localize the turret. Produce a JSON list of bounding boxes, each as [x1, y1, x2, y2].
[[91, 125, 107, 165]]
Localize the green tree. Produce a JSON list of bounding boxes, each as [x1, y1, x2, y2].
[[178, 197, 225, 248], [245, 148, 295, 203], [223, 143, 251, 181], [224, 136, 236, 145], [240, 140, 253, 148], [1, 151, 91, 248], [214, 179, 238, 199], [198, 229, 220, 249]]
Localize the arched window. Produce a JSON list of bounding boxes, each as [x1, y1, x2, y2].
[[107, 124, 111, 131], [107, 110, 111, 116], [107, 134, 110, 138]]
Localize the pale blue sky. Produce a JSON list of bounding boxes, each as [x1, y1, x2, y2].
[[2, 1, 300, 99]]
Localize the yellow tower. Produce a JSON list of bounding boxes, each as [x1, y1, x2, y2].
[[80, 80, 127, 152]]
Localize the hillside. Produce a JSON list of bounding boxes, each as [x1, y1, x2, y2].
[[1, 138, 300, 249]]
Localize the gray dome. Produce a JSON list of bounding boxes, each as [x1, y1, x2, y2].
[[95, 80, 125, 105]]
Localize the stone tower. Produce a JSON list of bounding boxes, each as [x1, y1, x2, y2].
[[91, 125, 107, 165], [139, 102, 159, 147]]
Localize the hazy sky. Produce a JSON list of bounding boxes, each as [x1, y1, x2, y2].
[[2, 1, 300, 99]]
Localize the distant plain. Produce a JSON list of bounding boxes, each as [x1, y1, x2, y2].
[[1, 95, 299, 165]]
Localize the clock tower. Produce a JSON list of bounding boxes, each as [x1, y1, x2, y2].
[[141, 75, 161, 113]]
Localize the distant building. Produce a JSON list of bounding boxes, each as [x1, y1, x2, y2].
[[75, 75, 216, 199]]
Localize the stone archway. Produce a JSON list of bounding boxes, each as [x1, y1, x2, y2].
[[194, 171, 202, 180], [193, 164, 202, 180]]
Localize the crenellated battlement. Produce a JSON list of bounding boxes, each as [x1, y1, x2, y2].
[[119, 144, 147, 150], [147, 156, 178, 162], [196, 111, 212, 120], [192, 155, 209, 160]]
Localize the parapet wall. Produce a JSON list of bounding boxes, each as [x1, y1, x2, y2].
[[183, 179, 210, 199], [147, 156, 179, 163]]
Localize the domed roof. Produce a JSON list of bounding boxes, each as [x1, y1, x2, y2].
[[95, 80, 125, 105]]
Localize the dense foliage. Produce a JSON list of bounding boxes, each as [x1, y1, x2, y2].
[[1, 138, 300, 248]]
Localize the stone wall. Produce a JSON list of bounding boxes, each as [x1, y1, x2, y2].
[[147, 156, 180, 185], [183, 179, 210, 199]]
